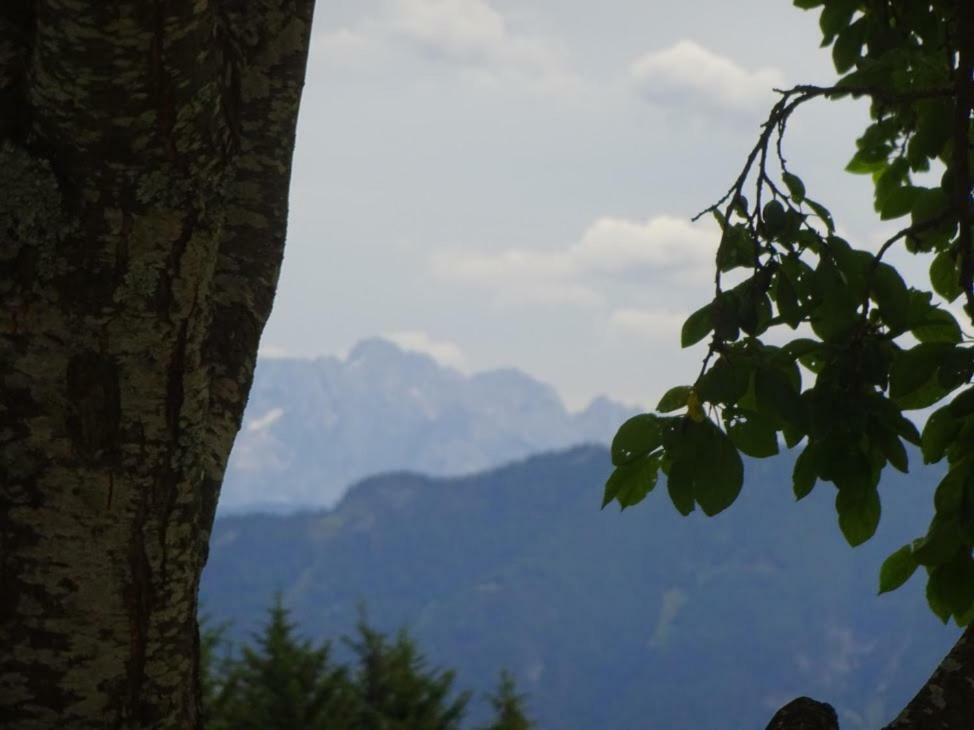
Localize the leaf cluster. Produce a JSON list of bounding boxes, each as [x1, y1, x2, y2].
[[606, 0, 974, 625]]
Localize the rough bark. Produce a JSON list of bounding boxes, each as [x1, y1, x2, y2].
[[764, 627, 974, 729], [882, 628, 974, 728], [0, 1, 314, 728]]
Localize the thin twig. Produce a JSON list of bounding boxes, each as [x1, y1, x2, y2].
[[874, 210, 955, 264]]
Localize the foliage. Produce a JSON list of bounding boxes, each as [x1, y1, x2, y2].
[[477, 671, 535, 730], [203, 449, 953, 729], [204, 595, 357, 730], [346, 612, 470, 730], [200, 616, 237, 730], [605, 0, 974, 625], [202, 599, 530, 730]]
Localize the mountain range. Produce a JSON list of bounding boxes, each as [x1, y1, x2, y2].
[[201, 445, 960, 729], [220, 338, 635, 512]]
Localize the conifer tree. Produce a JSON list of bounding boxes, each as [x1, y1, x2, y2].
[[199, 618, 237, 730], [212, 596, 357, 730], [347, 617, 470, 730], [479, 671, 535, 730]]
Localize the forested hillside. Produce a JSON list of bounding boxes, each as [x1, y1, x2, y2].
[[202, 447, 958, 729]]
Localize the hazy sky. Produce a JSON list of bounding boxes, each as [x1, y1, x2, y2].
[[261, 0, 903, 409]]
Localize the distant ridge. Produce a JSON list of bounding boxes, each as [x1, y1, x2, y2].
[[221, 338, 636, 512]]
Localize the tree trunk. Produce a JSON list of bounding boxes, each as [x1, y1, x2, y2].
[[882, 625, 974, 729], [0, 2, 315, 727], [765, 626, 974, 729]]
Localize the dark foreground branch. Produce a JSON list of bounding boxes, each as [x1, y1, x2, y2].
[[765, 697, 839, 729]]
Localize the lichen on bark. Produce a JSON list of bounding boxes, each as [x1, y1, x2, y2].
[[0, 1, 315, 728]]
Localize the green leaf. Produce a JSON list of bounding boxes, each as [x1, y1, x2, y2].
[[763, 200, 787, 236], [934, 466, 967, 514], [832, 18, 864, 73], [927, 572, 952, 624], [657, 386, 692, 413], [937, 349, 974, 392], [930, 251, 962, 303], [809, 266, 859, 341], [909, 188, 952, 251], [696, 357, 749, 405], [895, 414, 922, 445], [611, 414, 663, 466], [819, 0, 856, 46], [845, 153, 886, 175], [782, 172, 806, 203], [909, 101, 952, 163], [929, 555, 974, 619], [947, 420, 974, 466], [894, 374, 948, 411], [728, 410, 779, 458], [912, 306, 962, 344], [948, 388, 974, 417], [603, 452, 661, 509], [782, 421, 804, 449], [712, 290, 742, 341], [877, 185, 918, 220], [717, 225, 754, 272], [775, 272, 802, 328], [922, 407, 960, 464], [737, 289, 773, 338], [871, 263, 910, 331], [819, 437, 874, 493], [694, 425, 744, 516], [782, 338, 822, 360], [666, 463, 695, 516], [793, 443, 818, 500], [806, 199, 835, 232], [681, 303, 713, 348], [876, 427, 909, 473], [890, 343, 953, 408], [666, 419, 744, 516], [754, 367, 805, 428], [860, 336, 893, 388], [878, 544, 919, 594], [914, 515, 964, 567], [835, 486, 881, 547]]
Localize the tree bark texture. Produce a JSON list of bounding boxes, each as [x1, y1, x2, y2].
[[0, 2, 315, 727], [883, 625, 974, 729]]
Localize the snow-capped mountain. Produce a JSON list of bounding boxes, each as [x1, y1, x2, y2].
[[220, 338, 637, 512]]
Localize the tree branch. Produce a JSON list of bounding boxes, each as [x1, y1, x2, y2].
[[785, 83, 954, 102]]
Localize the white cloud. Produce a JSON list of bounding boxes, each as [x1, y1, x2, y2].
[[575, 217, 715, 276], [630, 40, 784, 114], [431, 215, 717, 307], [394, 0, 508, 64], [246, 407, 285, 433], [384, 330, 468, 369], [608, 308, 688, 341], [316, 28, 374, 64], [390, 0, 570, 84]]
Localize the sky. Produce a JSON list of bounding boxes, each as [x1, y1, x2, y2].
[[260, 0, 907, 410]]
